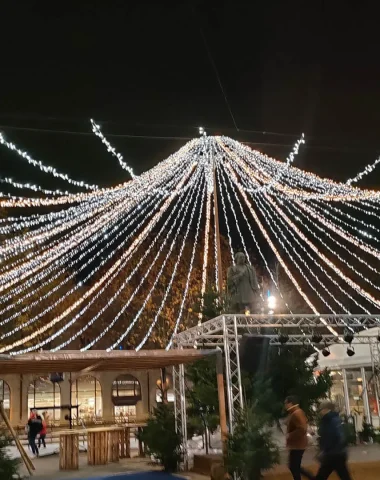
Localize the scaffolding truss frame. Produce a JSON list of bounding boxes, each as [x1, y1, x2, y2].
[[173, 314, 380, 466]]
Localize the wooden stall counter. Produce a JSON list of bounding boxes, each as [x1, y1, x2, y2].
[[59, 431, 79, 471]]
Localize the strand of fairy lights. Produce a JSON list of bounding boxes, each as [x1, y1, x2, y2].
[[75, 170, 203, 352], [91, 119, 136, 178], [260, 195, 371, 314], [0, 131, 99, 191], [2, 163, 197, 353], [0, 138, 199, 209], [346, 156, 380, 186], [246, 134, 306, 193], [215, 155, 265, 307], [0, 144, 200, 308], [223, 142, 380, 282], [218, 139, 344, 337], [0, 191, 124, 259], [0, 191, 165, 330], [0, 161, 196, 300], [140, 178, 206, 351], [0, 194, 133, 289], [0, 150, 196, 284], [64, 168, 203, 352], [41, 169, 203, 352], [312, 200, 380, 243], [0, 177, 70, 196], [226, 150, 373, 314], [295, 200, 380, 261], [222, 136, 380, 201], [280, 199, 380, 289], [165, 182, 206, 350], [225, 145, 380, 305], [218, 153, 323, 345], [218, 157, 292, 313], [254, 191, 345, 314], [216, 161, 235, 263], [266, 195, 380, 309], [253, 192, 358, 315], [199, 192, 212, 324]]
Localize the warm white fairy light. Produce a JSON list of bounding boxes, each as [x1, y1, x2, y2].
[[0, 177, 69, 196], [249, 133, 305, 193], [0, 131, 99, 190], [218, 159, 292, 312], [91, 119, 136, 178], [199, 191, 212, 324], [4, 133, 380, 355], [346, 156, 380, 186], [225, 146, 380, 307], [253, 192, 358, 315], [86, 170, 203, 352], [49, 171, 203, 352], [0, 191, 164, 332], [141, 178, 206, 350], [263, 196, 371, 314], [3, 164, 197, 354]]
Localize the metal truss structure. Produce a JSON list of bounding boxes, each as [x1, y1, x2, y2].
[[172, 314, 380, 466]]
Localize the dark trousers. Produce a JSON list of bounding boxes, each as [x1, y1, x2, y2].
[[288, 450, 314, 480], [38, 434, 46, 448], [28, 433, 39, 455], [315, 454, 352, 480]]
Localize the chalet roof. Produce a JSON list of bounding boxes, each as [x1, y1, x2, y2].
[[0, 349, 216, 375]]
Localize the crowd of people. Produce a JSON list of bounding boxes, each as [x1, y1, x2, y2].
[[26, 409, 49, 457], [285, 395, 352, 480]]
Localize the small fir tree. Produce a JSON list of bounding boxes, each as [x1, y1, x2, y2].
[[138, 403, 182, 472], [0, 429, 20, 480], [225, 405, 280, 480]]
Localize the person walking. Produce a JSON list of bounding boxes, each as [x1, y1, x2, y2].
[[38, 411, 48, 449], [315, 401, 352, 480], [27, 409, 43, 457], [285, 395, 314, 480]]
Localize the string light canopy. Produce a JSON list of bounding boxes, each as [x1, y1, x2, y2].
[[1, 129, 380, 355]]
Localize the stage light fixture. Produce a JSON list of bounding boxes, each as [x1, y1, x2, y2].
[[347, 346, 355, 357], [278, 333, 289, 345], [343, 329, 354, 344], [321, 345, 330, 357], [311, 332, 323, 344]]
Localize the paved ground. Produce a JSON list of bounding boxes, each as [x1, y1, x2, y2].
[[17, 445, 380, 479]]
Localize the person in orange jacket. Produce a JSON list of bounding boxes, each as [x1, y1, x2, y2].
[[285, 396, 314, 480]]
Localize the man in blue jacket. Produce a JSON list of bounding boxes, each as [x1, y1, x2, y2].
[[315, 401, 352, 480]]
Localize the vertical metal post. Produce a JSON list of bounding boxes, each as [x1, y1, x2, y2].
[[216, 351, 228, 458], [233, 316, 244, 408], [342, 369, 350, 416], [173, 363, 188, 470], [223, 316, 234, 431], [212, 141, 224, 294], [361, 367, 371, 422]]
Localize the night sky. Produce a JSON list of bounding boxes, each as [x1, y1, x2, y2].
[[1, 1, 380, 189]]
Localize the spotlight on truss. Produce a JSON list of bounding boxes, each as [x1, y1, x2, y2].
[[321, 345, 330, 357], [347, 346, 355, 357], [343, 329, 354, 344], [311, 332, 323, 344], [278, 333, 289, 345]]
